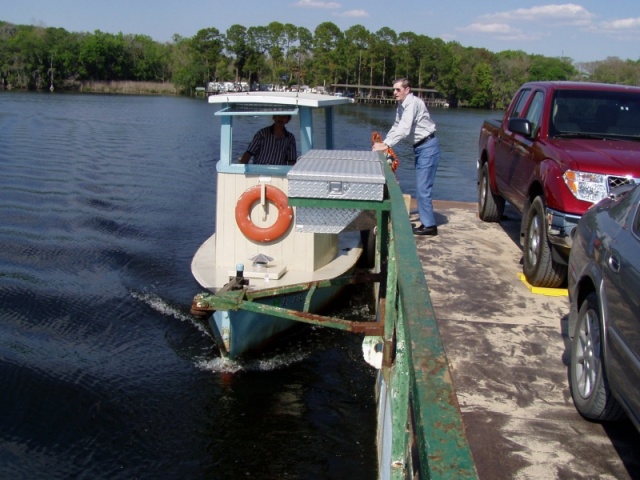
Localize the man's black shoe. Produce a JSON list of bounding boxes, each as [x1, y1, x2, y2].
[[412, 224, 438, 236]]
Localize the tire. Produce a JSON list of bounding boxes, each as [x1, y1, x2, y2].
[[478, 162, 505, 222], [569, 292, 624, 421], [522, 196, 566, 287]]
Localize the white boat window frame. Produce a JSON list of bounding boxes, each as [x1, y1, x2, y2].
[[215, 104, 301, 175], [209, 92, 352, 175]]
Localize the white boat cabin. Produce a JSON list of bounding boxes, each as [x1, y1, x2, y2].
[[192, 93, 356, 292]]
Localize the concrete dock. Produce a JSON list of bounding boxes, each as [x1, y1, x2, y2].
[[413, 200, 640, 479]]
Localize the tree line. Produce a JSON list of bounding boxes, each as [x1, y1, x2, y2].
[[1, 19, 639, 108]]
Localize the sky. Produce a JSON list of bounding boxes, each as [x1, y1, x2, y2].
[[3, 1, 640, 63]]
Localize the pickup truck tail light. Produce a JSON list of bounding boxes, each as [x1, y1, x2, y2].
[[563, 170, 608, 204]]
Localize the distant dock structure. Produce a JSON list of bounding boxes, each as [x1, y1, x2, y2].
[[330, 84, 449, 107]]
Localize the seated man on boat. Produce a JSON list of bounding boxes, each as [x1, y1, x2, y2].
[[239, 115, 298, 165]]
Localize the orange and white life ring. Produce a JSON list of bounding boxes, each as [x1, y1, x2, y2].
[[235, 184, 293, 243]]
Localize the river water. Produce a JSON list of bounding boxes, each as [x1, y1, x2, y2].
[[0, 92, 488, 479]]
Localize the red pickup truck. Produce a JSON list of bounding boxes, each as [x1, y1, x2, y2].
[[477, 81, 640, 287]]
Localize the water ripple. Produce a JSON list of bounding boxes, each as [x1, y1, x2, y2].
[[196, 350, 311, 374], [130, 290, 211, 338]]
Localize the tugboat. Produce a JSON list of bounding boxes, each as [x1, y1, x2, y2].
[[190, 92, 384, 358]]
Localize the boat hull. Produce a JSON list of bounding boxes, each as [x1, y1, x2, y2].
[[193, 226, 363, 358]]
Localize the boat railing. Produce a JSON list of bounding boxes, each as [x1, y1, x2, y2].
[[378, 161, 478, 479]]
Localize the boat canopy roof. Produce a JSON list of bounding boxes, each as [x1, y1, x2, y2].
[[210, 92, 353, 175], [208, 91, 353, 109]]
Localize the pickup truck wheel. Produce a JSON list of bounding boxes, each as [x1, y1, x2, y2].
[[478, 162, 505, 222], [523, 196, 567, 287]]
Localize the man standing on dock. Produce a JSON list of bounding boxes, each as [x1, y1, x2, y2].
[[372, 78, 440, 236]]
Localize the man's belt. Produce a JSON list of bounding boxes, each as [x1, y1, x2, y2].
[[413, 132, 435, 148]]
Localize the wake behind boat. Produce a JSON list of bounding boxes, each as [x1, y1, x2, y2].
[[190, 92, 383, 358]]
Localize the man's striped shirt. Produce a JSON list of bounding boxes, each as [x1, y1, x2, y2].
[[246, 126, 297, 165]]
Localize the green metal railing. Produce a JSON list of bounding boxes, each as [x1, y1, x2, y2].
[[380, 162, 478, 479]]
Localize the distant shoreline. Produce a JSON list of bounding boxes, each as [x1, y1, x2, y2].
[[2, 80, 181, 96]]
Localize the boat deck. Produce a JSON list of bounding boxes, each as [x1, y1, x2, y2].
[[414, 199, 640, 479], [191, 231, 362, 291]]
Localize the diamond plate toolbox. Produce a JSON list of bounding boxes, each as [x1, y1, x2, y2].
[[287, 150, 385, 201], [294, 208, 362, 234], [287, 150, 385, 233]]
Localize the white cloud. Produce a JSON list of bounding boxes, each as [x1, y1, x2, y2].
[[458, 21, 548, 43], [462, 22, 516, 35], [600, 17, 640, 31], [481, 3, 595, 26], [458, 3, 598, 45], [333, 9, 369, 18], [453, 3, 639, 58], [293, 0, 341, 8]]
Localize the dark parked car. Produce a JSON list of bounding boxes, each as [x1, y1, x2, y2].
[[568, 183, 640, 430]]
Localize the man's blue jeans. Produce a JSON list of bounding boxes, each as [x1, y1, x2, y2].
[[414, 136, 440, 227]]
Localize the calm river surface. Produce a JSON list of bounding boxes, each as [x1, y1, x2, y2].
[[0, 92, 488, 479]]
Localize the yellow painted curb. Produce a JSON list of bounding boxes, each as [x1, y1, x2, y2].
[[517, 273, 568, 297]]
